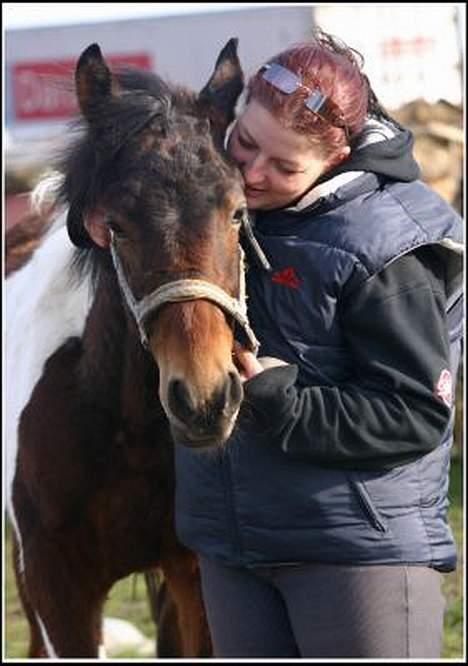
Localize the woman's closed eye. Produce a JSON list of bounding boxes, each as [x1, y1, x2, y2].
[[275, 162, 306, 175], [237, 133, 256, 150]]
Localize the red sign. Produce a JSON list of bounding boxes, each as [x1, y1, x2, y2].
[[381, 36, 435, 58], [13, 53, 152, 121]]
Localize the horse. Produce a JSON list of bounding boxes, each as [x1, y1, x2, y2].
[[5, 203, 55, 277], [5, 39, 255, 658]]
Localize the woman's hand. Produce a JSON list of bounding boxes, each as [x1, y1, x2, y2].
[[233, 341, 265, 382], [233, 342, 288, 382]]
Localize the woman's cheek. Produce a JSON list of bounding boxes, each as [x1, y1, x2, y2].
[[229, 141, 245, 167], [227, 131, 240, 160]]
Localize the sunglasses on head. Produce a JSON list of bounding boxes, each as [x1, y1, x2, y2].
[[260, 62, 350, 142]]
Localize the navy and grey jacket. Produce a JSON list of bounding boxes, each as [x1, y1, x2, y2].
[[175, 118, 464, 572]]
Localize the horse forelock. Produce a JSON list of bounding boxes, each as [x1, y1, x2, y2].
[[53, 68, 241, 278], [56, 69, 172, 193], [57, 72, 232, 210]]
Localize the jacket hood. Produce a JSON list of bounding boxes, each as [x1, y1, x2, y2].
[[328, 117, 421, 183]]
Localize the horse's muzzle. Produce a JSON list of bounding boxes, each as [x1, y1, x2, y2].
[[167, 372, 243, 448]]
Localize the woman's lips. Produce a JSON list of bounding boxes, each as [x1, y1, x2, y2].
[[245, 186, 266, 197]]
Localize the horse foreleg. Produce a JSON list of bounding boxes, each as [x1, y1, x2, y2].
[[144, 572, 180, 657], [11, 533, 46, 658], [160, 549, 212, 657], [20, 532, 107, 658]]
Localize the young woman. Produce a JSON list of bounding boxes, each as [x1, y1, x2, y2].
[[174, 30, 463, 657]]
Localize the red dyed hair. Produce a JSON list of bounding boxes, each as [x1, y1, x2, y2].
[[247, 29, 370, 156]]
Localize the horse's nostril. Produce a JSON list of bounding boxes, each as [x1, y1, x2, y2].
[[168, 373, 243, 434], [168, 379, 195, 424]]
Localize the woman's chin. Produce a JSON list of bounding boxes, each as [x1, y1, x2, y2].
[[246, 190, 269, 209], [246, 190, 292, 211]]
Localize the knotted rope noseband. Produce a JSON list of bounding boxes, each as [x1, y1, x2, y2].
[[109, 223, 261, 354]]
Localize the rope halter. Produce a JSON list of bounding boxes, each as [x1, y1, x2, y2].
[[109, 230, 260, 354]]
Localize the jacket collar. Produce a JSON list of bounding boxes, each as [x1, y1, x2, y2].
[[283, 170, 364, 212]]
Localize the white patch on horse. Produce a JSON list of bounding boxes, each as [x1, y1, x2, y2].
[[30, 169, 65, 216], [35, 611, 59, 658], [5, 217, 93, 573]]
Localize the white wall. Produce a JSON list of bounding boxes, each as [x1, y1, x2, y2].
[[314, 3, 464, 110]]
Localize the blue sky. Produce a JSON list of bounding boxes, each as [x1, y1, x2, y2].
[[3, 2, 282, 30]]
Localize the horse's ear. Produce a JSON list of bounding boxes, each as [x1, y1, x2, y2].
[[67, 201, 95, 249], [67, 45, 118, 248], [67, 204, 111, 249], [83, 209, 111, 248], [198, 38, 244, 146], [75, 43, 120, 120]]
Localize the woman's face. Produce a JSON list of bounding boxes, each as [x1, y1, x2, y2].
[[228, 99, 338, 210]]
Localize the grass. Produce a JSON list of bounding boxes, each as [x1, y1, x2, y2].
[[3, 457, 464, 659]]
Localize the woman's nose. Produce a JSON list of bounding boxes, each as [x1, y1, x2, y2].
[[242, 154, 266, 186]]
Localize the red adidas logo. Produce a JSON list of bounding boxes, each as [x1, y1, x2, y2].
[[271, 267, 302, 289]]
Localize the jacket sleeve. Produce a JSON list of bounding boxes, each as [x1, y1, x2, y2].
[[243, 248, 453, 470]]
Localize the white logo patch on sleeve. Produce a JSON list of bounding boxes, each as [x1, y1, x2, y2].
[[435, 369, 453, 407]]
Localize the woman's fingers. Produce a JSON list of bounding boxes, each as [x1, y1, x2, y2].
[[233, 341, 264, 381]]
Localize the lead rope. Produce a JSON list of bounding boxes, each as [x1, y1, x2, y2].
[[240, 211, 272, 272]]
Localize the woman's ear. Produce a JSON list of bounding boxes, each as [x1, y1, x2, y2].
[[327, 145, 351, 170]]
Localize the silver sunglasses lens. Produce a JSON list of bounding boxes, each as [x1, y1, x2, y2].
[[305, 90, 327, 113], [262, 63, 300, 94]]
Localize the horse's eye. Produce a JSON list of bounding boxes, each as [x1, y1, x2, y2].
[[232, 207, 247, 226]]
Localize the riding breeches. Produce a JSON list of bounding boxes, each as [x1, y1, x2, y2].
[[198, 556, 446, 658]]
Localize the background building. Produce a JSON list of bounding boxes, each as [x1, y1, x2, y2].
[[5, 5, 314, 166], [4, 3, 464, 219]]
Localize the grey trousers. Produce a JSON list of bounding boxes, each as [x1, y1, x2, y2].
[[199, 557, 446, 658]]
